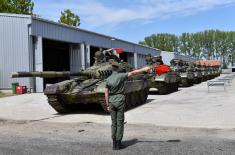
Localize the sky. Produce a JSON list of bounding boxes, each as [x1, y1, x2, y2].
[[33, 0, 235, 43]]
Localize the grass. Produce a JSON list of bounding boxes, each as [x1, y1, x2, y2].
[[0, 91, 12, 98]]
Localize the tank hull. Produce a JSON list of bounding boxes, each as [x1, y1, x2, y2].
[[45, 78, 149, 113], [149, 72, 180, 95], [193, 71, 203, 84], [179, 72, 194, 87]]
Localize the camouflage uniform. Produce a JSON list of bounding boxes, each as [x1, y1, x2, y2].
[[94, 51, 104, 65], [105, 71, 128, 142]]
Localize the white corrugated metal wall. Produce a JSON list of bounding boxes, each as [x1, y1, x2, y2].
[[70, 44, 82, 73], [161, 51, 196, 65], [161, 51, 175, 65], [174, 53, 196, 63], [0, 14, 31, 89], [137, 54, 147, 68]]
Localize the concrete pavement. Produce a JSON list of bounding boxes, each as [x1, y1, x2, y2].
[[0, 74, 235, 129]]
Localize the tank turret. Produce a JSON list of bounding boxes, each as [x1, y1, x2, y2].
[[170, 59, 195, 87]]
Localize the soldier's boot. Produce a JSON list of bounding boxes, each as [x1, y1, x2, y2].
[[116, 140, 124, 150], [112, 138, 117, 150]]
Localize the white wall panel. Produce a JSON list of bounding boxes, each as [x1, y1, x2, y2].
[[0, 14, 31, 89]]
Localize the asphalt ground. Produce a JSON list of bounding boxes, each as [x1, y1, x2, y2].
[[0, 120, 235, 155]]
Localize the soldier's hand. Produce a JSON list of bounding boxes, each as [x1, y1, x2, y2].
[[142, 66, 152, 72]]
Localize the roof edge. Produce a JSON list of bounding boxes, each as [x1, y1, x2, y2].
[[0, 13, 31, 19]]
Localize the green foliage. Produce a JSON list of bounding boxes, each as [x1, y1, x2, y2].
[[0, 0, 34, 15], [140, 33, 178, 52], [140, 30, 235, 66], [58, 9, 80, 27]]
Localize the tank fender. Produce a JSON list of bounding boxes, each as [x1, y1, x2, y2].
[[44, 80, 74, 95]]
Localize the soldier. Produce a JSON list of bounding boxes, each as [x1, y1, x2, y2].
[[94, 50, 105, 65], [145, 54, 153, 65], [104, 61, 151, 150], [154, 56, 164, 65], [105, 49, 120, 62]]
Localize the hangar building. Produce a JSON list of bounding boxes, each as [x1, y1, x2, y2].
[[0, 13, 160, 92]]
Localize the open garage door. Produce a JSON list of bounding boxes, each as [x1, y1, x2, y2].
[[90, 46, 107, 66], [119, 52, 128, 62], [43, 39, 70, 88]]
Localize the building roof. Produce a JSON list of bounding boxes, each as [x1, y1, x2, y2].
[[0, 13, 160, 54]]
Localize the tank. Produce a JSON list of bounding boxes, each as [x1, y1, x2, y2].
[[187, 63, 203, 84], [195, 60, 221, 81], [146, 56, 181, 95], [170, 59, 194, 87], [12, 49, 150, 113], [213, 66, 221, 77], [198, 64, 208, 81], [209, 66, 219, 79]]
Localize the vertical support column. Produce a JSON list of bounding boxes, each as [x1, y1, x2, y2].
[[86, 44, 90, 67], [28, 36, 35, 91], [134, 52, 138, 69], [80, 43, 86, 70], [34, 36, 43, 92], [70, 44, 82, 73]]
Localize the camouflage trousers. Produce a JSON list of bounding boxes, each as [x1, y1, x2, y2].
[[110, 103, 125, 141]]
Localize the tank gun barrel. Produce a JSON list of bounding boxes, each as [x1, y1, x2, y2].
[[11, 71, 91, 78]]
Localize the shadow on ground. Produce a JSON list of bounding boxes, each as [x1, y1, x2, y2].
[[49, 98, 154, 116], [149, 90, 181, 95], [121, 138, 181, 149]]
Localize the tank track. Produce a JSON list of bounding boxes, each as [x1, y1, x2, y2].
[[194, 77, 202, 84], [180, 78, 192, 87], [125, 88, 149, 110], [47, 95, 73, 113], [48, 88, 149, 113], [155, 82, 179, 95], [157, 83, 168, 95]]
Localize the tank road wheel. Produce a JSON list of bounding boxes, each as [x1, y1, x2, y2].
[[144, 88, 149, 102], [47, 95, 72, 113], [139, 89, 146, 104], [172, 83, 178, 92], [168, 84, 174, 93], [194, 78, 199, 84], [136, 91, 143, 105], [189, 80, 194, 86], [158, 83, 168, 95], [125, 93, 132, 110], [197, 78, 202, 84], [202, 77, 207, 82], [181, 79, 189, 87], [131, 92, 137, 106]]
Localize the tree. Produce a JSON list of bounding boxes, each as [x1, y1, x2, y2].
[[58, 9, 80, 27], [139, 29, 235, 67], [0, 0, 34, 15], [139, 33, 178, 52]]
